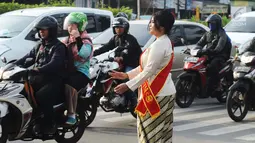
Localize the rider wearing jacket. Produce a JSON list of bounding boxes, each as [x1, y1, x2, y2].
[[93, 17, 141, 109], [15, 16, 66, 134], [62, 12, 93, 125], [93, 17, 142, 72], [195, 14, 232, 97]]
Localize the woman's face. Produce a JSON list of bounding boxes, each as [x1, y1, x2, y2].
[[67, 23, 78, 34], [149, 17, 164, 37]]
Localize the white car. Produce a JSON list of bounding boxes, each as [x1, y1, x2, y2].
[[0, 7, 114, 66], [225, 11, 255, 53], [92, 20, 210, 80]]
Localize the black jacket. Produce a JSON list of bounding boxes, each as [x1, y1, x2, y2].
[[93, 34, 142, 68], [196, 29, 232, 60], [16, 38, 66, 74]]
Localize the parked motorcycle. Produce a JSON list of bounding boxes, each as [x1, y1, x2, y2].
[[81, 49, 137, 127], [227, 51, 255, 122], [175, 40, 234, 108], [0, 58, 86, 143]]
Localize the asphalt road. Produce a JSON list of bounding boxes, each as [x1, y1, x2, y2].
[[8, 98, 255, 143]]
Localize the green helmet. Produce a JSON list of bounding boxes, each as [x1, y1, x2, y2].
[[63, 12, 88, 32]]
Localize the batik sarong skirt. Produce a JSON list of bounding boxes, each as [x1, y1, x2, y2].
[[137, 95, 175, 143]]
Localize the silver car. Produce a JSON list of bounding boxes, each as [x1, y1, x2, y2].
[[93, 20, 210, 81]]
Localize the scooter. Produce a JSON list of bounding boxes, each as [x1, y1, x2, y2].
[[175, 39, 234, 108], [81, 48, 137, 127], [227, 51, 255, 122], [0, 57, 86, 143]]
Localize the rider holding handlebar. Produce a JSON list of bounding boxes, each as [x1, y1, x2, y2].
[[195, 14, 232, 97]]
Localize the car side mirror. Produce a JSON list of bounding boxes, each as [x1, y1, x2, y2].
[[1, 57, 7, 64], [24, 58, 33, 66], [181, 38, 186, 45], [34, 33, 40, 41]]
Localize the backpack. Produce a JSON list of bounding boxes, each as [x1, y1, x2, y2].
[[64, 36, 93, 73]]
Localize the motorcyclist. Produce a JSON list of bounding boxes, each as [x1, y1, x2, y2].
[[62, 12, 93, 125], [93, 17, 142, 109], [195, 14, 232, 97], [15, 16, 66, 134], [93, 17, 142, 72]]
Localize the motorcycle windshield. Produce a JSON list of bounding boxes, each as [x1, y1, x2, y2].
[[190, 49, 199, 56], [0, 63, 15, 75], [240, 52, 255, 64]]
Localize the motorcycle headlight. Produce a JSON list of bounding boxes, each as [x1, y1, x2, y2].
[[2, 70, 13, 79], [0, 68, 3, 77], [233, 72, 245, 79]]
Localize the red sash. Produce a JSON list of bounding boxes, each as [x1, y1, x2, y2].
[[135, 47, 174, 119]]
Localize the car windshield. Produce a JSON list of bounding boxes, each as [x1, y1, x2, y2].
[[93, 23, 152, 47], [225, 16, 255, 33], [0, 15, 36, 38]]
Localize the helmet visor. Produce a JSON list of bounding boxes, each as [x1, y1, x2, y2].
[[63, 16, 74, 30]]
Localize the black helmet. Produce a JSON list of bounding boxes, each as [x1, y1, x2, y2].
[[112, 17, 129, 35], [34, 16, 59, 39], [116, 12, 128, 20], [205, 14, 222, 28]]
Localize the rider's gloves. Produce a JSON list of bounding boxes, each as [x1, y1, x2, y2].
[[197, 50, 204, 57]]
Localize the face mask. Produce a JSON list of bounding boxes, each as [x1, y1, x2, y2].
[[209, 23, 217, 31]]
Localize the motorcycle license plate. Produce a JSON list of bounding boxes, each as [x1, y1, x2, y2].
[[234, 66, 251, 73], [184, 57, 199, 63]]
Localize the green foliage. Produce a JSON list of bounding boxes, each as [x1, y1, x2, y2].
[[222, 15, 231, 27], [189, 15, 231, 27], [0, 1, 132, 21], [101, 6, 133, 20], [0, 0, 74, 14]]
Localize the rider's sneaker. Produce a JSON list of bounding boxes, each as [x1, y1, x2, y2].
[[65, 116, 77, 125]]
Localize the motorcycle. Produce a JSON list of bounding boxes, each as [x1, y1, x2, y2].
[[175, 40, 234, 108], [0, 57, 86, 143], [227, 51, 255, 122], [81, 49, 137, 127]]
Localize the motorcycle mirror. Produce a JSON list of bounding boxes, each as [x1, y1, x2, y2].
[[181, 38, 186, 45], [25, 58, 33, 64], [180, 38, 190, 51], [1, 57, 7, 64], [108, 50, 115, 59]]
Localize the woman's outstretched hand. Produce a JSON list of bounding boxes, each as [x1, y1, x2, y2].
[[114, 83, 129, 94], [109, 70, 128, 80]]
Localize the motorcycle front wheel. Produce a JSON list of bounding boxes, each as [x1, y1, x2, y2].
[[227, 88, 248, 122], [175, 77, 197, 108], [84, 99, 97, 127], [55, 101, 86, 143], [0, 117, 8, 143]]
